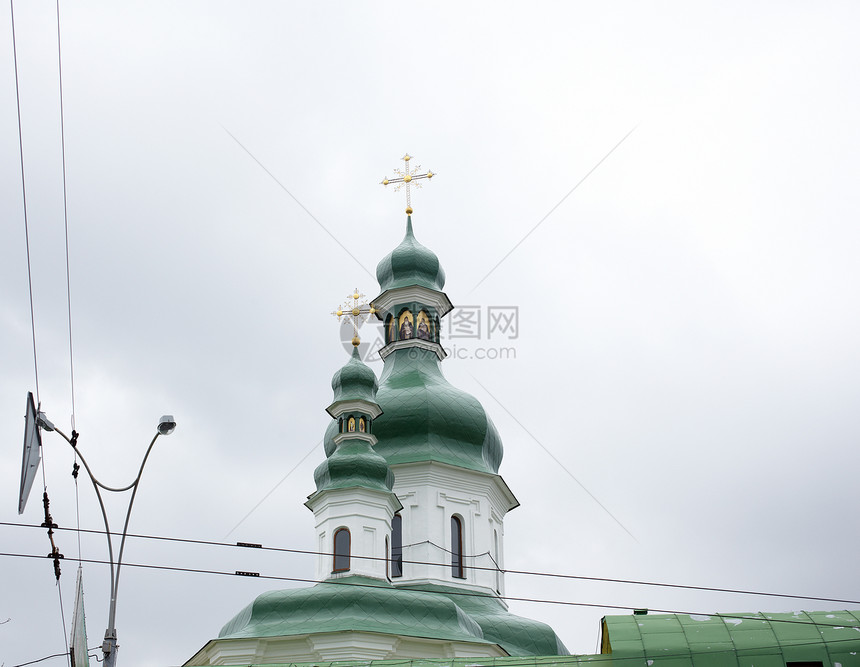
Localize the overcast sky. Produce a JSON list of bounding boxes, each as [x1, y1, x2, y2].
[[2, 2, 860, 666]]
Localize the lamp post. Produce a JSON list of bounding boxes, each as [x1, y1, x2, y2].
[[36, 412, 176, 667]]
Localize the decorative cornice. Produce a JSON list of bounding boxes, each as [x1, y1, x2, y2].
[[378, 338, 447, 362], [371, 285, 454, 319], [326, 398, 383, 420], [391, 460, 520, 513], [332, 432, 378, 447], [304, 485, 403, 514]]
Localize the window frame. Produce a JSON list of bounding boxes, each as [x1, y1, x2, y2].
[[332, 527, 351, 573], [391, 513, 403, 578], [451, 515, 465, 579]]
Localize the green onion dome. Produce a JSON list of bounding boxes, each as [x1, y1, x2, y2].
[[315, 348, 391, 493], [312, 437, 394, 493], [372, 348, 504, 474], [376, 217, 446, 292], [330, 347, 378, 405]]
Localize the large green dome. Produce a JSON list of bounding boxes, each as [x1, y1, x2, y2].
[[376, 217, 446, 292], [217, 577, 569, 656], [218, 577, 489, 645], [372, 348, 503, 474]]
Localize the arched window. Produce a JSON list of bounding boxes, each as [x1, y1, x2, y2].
[[385, 536, 390, 580], [338, 418, 343, 433], [385, 314, 394, 344], [348, 417, 356, 432], [493, 529, 500, 593], [391, 513, 403, 578], [333, 528, 350, 572], [359, 417, 366, 432], [451, 515, 464, 578]]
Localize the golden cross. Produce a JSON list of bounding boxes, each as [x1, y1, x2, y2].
[[380, 153, 435, 215], [332, 288, 377, 347]]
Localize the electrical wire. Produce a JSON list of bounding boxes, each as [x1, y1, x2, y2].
[[9, 646, 102, 667], [10, 651, 71, 667], [54, 583, 70, 665], [3, 521, 857, 607], [54, 0, 76, 434], [10, 0, 40, 405], [11, 3, 71, 661], [58, 0, 75, 595], [1, 550, 858, 632], [53, 0, 82, 572]]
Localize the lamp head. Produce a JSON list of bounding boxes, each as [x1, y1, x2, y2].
[[157, 415, 176, 436]]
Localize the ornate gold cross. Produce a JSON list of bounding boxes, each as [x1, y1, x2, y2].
[[380, 153, 435, 214], [332, 288, 377, 347]]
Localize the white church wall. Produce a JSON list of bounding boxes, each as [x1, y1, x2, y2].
[[187, 631, 506, 665], [305, 487, 400, 580], [390, 461, 517, 597]]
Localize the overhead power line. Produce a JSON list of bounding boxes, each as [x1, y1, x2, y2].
[[54, 0, 76, 433], [2, 525, 859, 610], [2, 550, 859, 632], [10, 0, 41, 404]]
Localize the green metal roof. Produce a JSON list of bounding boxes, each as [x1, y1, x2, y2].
[[312, 437, 395, 493], [227, 656, 608, 667], [602, 610, 860, 667], [219, 577, 491, 646], [403, 583, 570, 657], [371, 347, 503, 474], [330, 347, 380, 406], [313, 348, 392, 493], [216, 578, 570, 657], [376, 217, 446, 292]]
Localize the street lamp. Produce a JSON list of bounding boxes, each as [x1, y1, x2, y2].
[[34, 411, 176, 667]]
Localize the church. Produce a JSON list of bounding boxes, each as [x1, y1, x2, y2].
[[186, 208, 570, 664], [185, 174, 860, 667]]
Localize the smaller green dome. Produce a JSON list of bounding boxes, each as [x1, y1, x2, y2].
[[330, 348, 378, 405], [312, 438, 394, 493], [376, 217, 446, 292]]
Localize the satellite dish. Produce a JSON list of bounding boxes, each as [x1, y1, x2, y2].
[[18, 392, 42, 515]]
